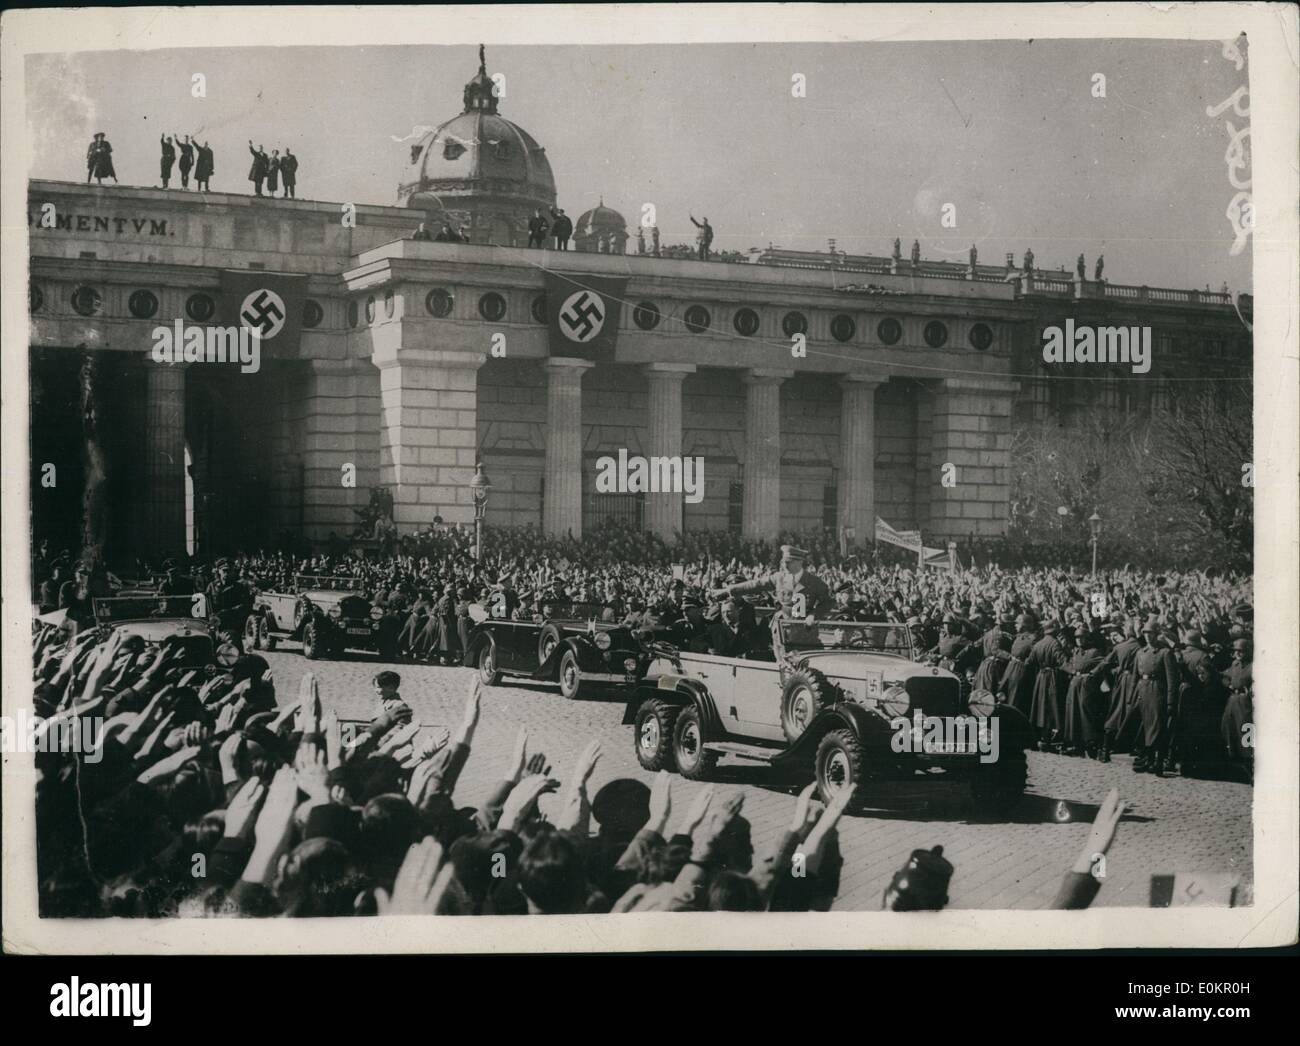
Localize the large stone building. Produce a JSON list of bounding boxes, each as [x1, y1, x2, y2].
[[26, 53, 1251, 565]]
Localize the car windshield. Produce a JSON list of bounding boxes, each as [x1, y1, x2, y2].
[[778, 618, 915, 658], [295, 574, 363, 592], [92, 596, 203, 622]]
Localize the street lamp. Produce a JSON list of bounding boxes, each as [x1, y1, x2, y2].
[[469, 462, 492, 561], [1088, 510, 1102, 576]]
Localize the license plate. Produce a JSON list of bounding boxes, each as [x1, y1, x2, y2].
[[347, 627, 370, 636]]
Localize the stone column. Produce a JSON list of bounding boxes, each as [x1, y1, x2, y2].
[[144, 363, 187, 558], [741, 369, 791, 539], [643, 363, 695, 539], [838, 375, 882, 544], [298, 359, 382, 541], [376, 351, 484, 531], [928, 377, 1019, 539], [543, 357, 594, 537]]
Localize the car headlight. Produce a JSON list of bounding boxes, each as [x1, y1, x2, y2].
[[968, 687, 996, 716], [624, 658, 638, 672], [594, 632, 611, 650], [370, 607, 383, 621], [328, 605, 342, 619], [880, 684, 910, 719]]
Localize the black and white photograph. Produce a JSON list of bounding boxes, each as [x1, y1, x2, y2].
[[2, 3, 1296, 959]]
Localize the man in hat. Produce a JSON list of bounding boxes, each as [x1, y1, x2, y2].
[[707, 598, 762, 658], [1099, 619, 1143, 762], [926, 613, 980, 676], [206, 558, 253, 646], [689, 214, 714, 261], [248, 141, 269, 196], [175, 133, 195, 188], [86, 133, 117, 184], [972, 609, 1015, 694], [1129, 616, 1180, 774], [710, 545, 832, 661], [158, 558, 195, 597], [195, 140, 215, 192]]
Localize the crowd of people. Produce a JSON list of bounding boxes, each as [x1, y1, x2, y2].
[[81, 133, 294, 197], [30, 624, 1132, 918]]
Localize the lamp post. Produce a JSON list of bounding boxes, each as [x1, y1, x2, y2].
[[1088, 510, 1102, 576], [469, 462, 492, 561]]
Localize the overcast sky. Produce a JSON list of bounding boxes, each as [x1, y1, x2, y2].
[[27, 39, 1251, 292]]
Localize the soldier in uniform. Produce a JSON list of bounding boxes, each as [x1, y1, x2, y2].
[[972, 608, 1015, 694], [158, 559, 194, 597], [1062, 626, 1106, 757], [998, 613, 1040, 718], [206, 558, 253, 648], [1129, 616, 1180, 774], [926, 614, 981, 677], [1220, 637, 1253, 780], [248, 141, 269, 196], [176, 134, 195, 188], [1028, 619, 1071, 750], [710, 545, 832, 661], [1099, 620, 1142, 762]]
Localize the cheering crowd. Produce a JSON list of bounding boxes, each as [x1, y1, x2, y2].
[[27, 520, 1252, 917]]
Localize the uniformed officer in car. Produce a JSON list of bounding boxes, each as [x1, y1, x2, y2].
[[710, 545, 832, 659], [206, 558, 253, 645]]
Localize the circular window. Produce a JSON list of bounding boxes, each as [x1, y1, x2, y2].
[[633, 301, 661, 331], [684, 305, 711, 333], [347, 300, 359, 328], [478, 292, 507, 322], [128, 289, 158, 319], [876, 317, 903, 345], [531, 294, 547, 325], [71, 286, 103, 317], [830, 315, 856, 343], [186, 293, 215, 322], [924, 321, 949, 348], [29, 283, 43, 313], [969, 322, 994, 351], [733, 307, 760, 336], [384, 289, 395, 319], [302, 300, 324, 329], [426, 288, 454, 318], [782, 311, 808, 337], [365, 295, 376, 324]]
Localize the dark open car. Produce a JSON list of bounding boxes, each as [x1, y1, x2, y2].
[[467, 612, 650, 700], [245, 574, 399, 660]]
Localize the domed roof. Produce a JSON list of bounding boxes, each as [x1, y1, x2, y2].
[[399, 46, 556, 210], [575, 199, 627, 238]]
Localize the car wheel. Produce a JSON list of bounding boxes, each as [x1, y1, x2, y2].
[[968, 748, 1027, 814], [672, 706, 718, 781], [557, 649, 582, 699], [814, 727, 866, 806], [478, 642, 502, 686], [537, 624, 562, 665], [780, 667, 831, 743], [634, 699, 678, 772], [243, 614, 262, 651], [302, 622, 321, 660]]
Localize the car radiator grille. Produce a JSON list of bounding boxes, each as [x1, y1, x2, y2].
[[905, 676, 961, 717]]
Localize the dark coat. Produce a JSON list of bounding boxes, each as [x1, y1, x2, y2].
[[195, 146, 214, 180], [267, 157, 280, 192], [248, 147, 268, 181], [280, 153, 298, 185], [999, 631, 1040, 716], [1062, 648, 1106, 746], [1028, 634, 1070, 732], [1131, 642, 1180, 748]]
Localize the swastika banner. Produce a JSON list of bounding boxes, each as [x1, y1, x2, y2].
[[219, 269, 309, 358], [543, 272, 628, 362]]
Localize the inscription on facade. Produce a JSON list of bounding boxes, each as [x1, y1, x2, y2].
[[29, 213, 171, 236]]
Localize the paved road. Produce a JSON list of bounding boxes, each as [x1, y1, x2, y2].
[[261, 646, 1253, 911]]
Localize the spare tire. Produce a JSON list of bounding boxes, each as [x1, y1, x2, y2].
[[780, 666, 832, 742]]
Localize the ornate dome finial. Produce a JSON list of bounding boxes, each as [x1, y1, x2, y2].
[[462, 43, 498, 114]]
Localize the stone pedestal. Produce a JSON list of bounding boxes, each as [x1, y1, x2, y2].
[[643, 363, 695, 539], [741, 369, 790, 539], [144, 363, 187, 559], [927, 377, 1018, 539], [377, 351, 484, 530], [543, 357, 594, 537], [837, 375, 882, 544]]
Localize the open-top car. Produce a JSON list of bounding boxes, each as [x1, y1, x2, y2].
[[625, 615, 1033, 811], [90, 595, 238, 670], [467, 613, 650, 700], [244, 574, 398, 660]]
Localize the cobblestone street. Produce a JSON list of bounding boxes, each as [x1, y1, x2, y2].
[[262, 646, 1254, 912]]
